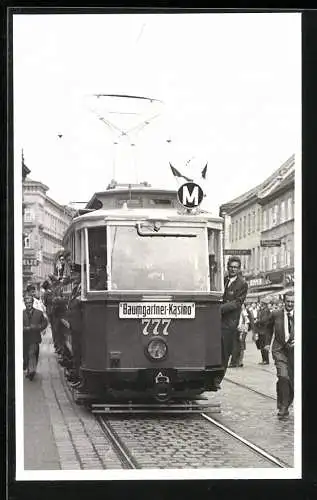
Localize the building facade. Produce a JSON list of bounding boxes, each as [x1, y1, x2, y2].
[[257, 169, 295, 289], [23, 178, 74, 289], [222, 194, 262, 276], [219, 154, 295, 297]]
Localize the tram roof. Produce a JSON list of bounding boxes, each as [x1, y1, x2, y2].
[[86, 186, 178, 209], [64, 207, 223, 237]]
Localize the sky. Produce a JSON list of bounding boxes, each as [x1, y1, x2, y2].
[[13, 13, 301, 214]]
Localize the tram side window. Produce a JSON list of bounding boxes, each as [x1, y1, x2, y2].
[[88, 228, 108, 290], [208, 229, 221, 291]]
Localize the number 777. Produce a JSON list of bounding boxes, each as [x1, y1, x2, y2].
[[141, 319, 171, 336]]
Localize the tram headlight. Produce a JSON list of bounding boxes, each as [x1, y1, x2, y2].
[[146, 338, 168, 361]]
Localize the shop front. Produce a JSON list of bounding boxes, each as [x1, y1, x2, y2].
[[246, 267, 294, 302]]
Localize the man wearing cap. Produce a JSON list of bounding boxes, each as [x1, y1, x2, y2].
[[23, 284, 46, 314], [271, 291, 295, 419]]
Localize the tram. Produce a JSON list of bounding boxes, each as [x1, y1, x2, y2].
[[62, 183, 225, 404]]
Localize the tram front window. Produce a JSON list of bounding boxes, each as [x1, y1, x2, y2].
[[107, 225, 221, 292]]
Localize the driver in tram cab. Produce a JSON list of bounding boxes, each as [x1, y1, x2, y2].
[[90, 254, 108, 290], [216, 256, 248, 387]]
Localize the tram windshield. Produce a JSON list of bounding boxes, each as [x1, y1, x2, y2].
[[85, 224, 221, 292]]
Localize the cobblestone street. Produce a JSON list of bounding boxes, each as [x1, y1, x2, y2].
[[22, 328, 295, 471]]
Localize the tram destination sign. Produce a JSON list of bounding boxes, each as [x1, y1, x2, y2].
[[119, 302, 195, 319], [260, 239, 281, 247], [223, 249, 251, 256]]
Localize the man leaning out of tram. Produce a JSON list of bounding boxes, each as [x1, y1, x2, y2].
[[65, 263, 83, 388], [216, 257, 248, 385], [51, 280, 69, 361]]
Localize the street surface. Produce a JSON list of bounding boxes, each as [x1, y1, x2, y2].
[[23, 328, 294, 470]]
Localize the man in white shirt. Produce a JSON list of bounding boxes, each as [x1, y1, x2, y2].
[[271, 291, 295, 419], [23, 284, 47, 366]]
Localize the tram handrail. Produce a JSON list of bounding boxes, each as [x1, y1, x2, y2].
[[135, 223, 197, 238]]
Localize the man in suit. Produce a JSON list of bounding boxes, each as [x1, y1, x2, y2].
[[217, 257, 248, 384], [252, 298, 274, 365], [23, 284, 47, 366], [23, 295, 48, 380], [271, 291, 295, 419]]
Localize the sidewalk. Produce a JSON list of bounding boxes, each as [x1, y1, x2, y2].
[[225, 336, 277, 399], [23, 326, 123, 470], [23, 327, 61, 469]]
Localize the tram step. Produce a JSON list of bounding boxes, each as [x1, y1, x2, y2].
[[91, 402, 221, 414]]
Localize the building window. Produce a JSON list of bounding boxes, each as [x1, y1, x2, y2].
[[257, 208, 261, 231], [24, 208, 34, 222], [252, 211, 256, 233], [248, 213, 251, 234], [280, 200, 285, 223], [229, 224, 232, 243], [263, 248, 269, 271], [256, 246, 260, 270], [24, 234, 31, 248], [243, 216, 246, 238], [287, 197, 293, 220], [239, 218, 242, 239], [272, 248, 277, 270], [272, 204, 278, 227], [235, 221, 238, 241], [268, 207, 273, 228], [262, 210, 266, 230]]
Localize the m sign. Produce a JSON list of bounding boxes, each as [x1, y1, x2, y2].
[[177, 182, 204, 208]]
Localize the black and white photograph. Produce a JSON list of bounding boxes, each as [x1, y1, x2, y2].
[[13, 11, 301, 480]]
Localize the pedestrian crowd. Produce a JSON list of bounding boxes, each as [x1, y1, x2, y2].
[[219, 256, 295, 420], [23, 251, 83, 389]]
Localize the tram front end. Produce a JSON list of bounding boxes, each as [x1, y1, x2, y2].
[[64, 210, 224, 402]]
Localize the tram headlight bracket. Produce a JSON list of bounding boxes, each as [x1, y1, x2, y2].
[[145, 337, 168, 361]]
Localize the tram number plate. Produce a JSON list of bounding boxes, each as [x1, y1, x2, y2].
[[141, 319, 171, 336]]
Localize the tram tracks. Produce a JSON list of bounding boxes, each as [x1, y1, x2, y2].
[[200, 413, 289, 468], [224, 377, 276, 401], [58, 357, 290, 469], [96, 416, 139, 469], [95, 411, 291, 469]]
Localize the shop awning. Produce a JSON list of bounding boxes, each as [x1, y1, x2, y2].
[[246, 286, 294, 302], [246, 290, 275, 301]]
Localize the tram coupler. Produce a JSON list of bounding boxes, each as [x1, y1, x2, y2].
[[153, 372, 171, 402]]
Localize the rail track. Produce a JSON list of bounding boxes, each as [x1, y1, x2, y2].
[[200, 413, 289, 468], [96, 415, 139, 469], [224, 377, 276, 401], [59, 358, 290, 470], [95, 411, 291, 469]]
